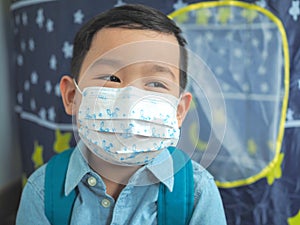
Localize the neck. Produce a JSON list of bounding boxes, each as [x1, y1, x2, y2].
[[85, 151, 141, 199]]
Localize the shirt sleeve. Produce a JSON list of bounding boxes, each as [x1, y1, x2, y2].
[[189, 161, 227, 225], [16, 166, 51, 225]]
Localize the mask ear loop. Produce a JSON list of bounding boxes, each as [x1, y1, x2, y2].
[[73, 78, 83, 95]]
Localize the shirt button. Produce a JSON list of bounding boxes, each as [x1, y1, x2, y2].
[[87, 176, 97, 187], [101, 198, 111, 208]]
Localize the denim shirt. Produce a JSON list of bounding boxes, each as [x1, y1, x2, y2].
[[16, 145, 227, 225]]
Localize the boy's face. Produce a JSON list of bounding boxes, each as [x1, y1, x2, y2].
[[60, 28, 192, 127]]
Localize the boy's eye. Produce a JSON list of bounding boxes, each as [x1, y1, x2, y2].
[[99, 75, 121, 83], [146, 81, 167, 89]]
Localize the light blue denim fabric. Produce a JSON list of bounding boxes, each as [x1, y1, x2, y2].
[[16, 144, 227, 225]]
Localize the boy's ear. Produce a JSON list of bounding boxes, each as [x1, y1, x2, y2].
[[177, 92, 192, 127], [60, 75, 77, 115]]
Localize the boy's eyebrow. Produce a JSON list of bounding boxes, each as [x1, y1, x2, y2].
[[90, 58, 123, 69], [148, 64, 176, 80], [89, 58, 176, 79]]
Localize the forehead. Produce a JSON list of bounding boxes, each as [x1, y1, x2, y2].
[[79, 28, 181, 78]]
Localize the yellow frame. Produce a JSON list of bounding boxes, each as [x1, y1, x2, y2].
[[169, 1, 290, 188]]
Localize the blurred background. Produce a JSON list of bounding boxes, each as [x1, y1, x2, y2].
[[0, 0, 22, 224]]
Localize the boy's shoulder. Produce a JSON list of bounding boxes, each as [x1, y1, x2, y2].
[[26, 148, 75, 193], [28, 163, 47, 183], [26, 164, 47, 199], [190, 160, 217, 198], [191, 159, 214, 180]]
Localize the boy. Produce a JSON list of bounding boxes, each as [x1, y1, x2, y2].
[[16, 4, 227, 225]]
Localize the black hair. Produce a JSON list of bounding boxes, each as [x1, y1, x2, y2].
[[71, 4, 188, 90]]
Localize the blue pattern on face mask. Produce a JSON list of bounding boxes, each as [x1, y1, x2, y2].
[[151, 127, 160, 138], [153, 142, 163, 151], [168, 129, 176, 138], [149, 99, 158, 104], [132, 144, 137, 152], [102, 140, 113, 152], [128, 151, 139, 159], [139, 109, 151, 121], [106, 108, 120, 118], [120, 123, 135, 139], [163, 115, 170, 123], [85, 113, 95, 119], [99, 121, 110, 132], [97, 94, 107, 99]]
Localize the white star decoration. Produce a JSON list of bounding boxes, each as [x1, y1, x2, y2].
[[205, 32, 214, 42], [242, 83, 250, 92], [233, 73, 241, 82], [256, 0, 267, 8], [22, 12, 28, 26], [234, 48, 243, 58], [289, 0, 300, 21], [225, 32, 234, 41], [258, 66, 266, 75], [48, 107, 56, 121], [36, 8, 45, 28], [31, 71, 38, 84], [173, 0, 188, 10], [30, 99, 36, 110], [74, 9, 84, 24], [17, 92, 23, 104], [115, 0, 126, 7], [264, 31, 272, 42], [24, 80, 30, 91], [252, 38, 259, 47], [55, 83, 61, 97], [222, 83, 230, 91], [46, 19, 54, 32], [45, 80, 52, 94], [62, 42, 73, 59], [17, 54, 23, 66], [218, 48, 226, 56], [194, 36, 202, 44], [49, 55, 57, 70], [39, 108, 47, 120], [260, 83, 269, 93], [215, 66, 224, 76], [286, 108, 294, 121], [28, 38, 35, 51]]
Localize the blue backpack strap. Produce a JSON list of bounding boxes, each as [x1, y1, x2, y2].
[[44, 147, 194, 225], [157, 146, 194, 225], [45, 148, 76, 225]]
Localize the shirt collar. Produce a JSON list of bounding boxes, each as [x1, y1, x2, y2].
[[65, 142, 91, 195], [65, 144, 174, 195], [145, 149, 174, 191]]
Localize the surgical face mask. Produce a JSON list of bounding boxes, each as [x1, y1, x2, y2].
[[74, 82, 181, 166]]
